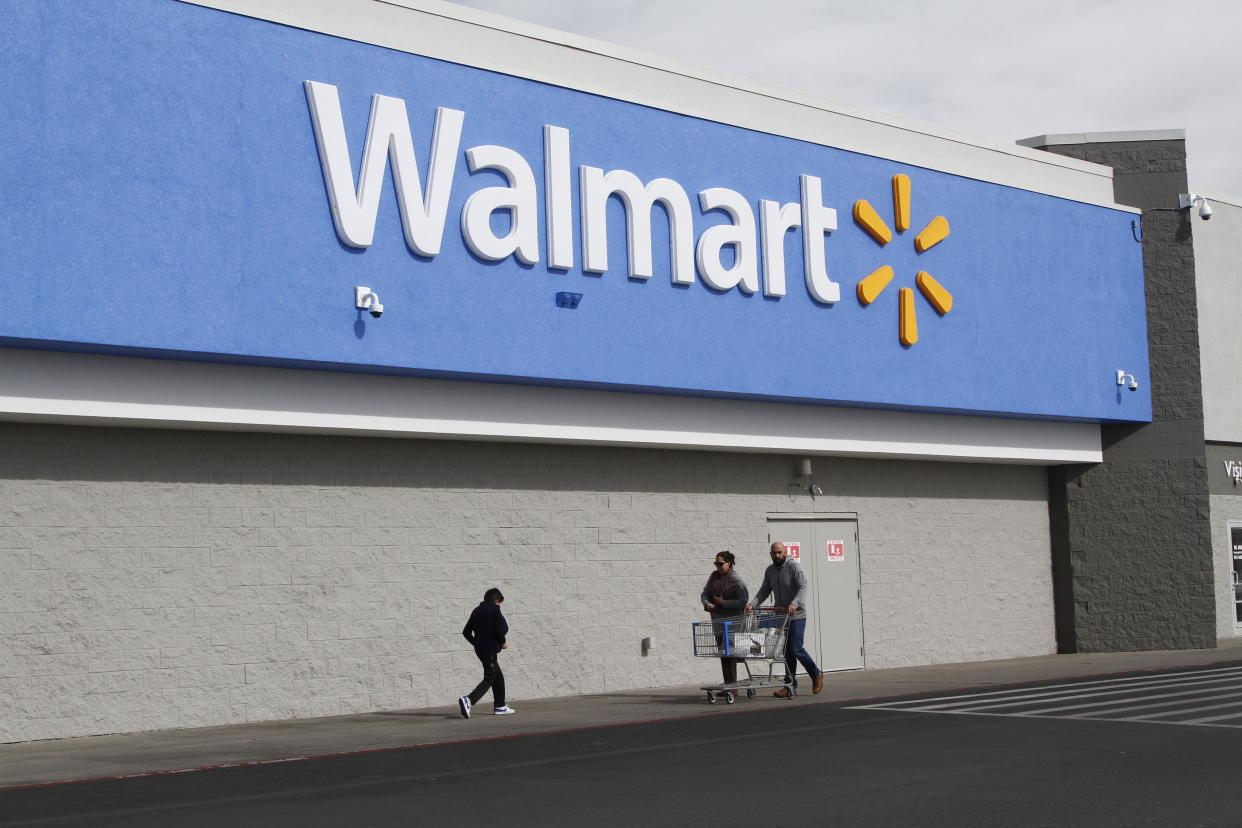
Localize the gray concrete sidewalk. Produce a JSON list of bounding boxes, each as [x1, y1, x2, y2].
[[5, 640, 1242, 790]]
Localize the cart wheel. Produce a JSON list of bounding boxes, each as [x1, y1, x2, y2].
[[706, 691, 717, 704], [785, 687, 797, 700], [746, 689, 756, 699], [724, 691, 736, 704]]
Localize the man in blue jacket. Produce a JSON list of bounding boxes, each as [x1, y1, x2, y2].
[[746, 542, 825, 698], [459, 587, 514, 718]]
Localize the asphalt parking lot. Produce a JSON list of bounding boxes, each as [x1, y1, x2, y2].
[[5, 641, 1242, 826], [6, 659, 1242, 827]]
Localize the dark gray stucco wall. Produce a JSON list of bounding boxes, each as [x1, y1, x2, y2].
[[1039, 137, 1216, 651]]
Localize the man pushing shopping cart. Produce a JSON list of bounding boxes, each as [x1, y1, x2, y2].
[[691, 541, 825, 704]]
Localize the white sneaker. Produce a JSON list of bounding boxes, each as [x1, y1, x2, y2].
[[458, 696, 471, 719], [493, 705, 516, 715]]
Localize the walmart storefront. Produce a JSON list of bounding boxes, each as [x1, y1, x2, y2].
[[0, 0, 1159, 741]]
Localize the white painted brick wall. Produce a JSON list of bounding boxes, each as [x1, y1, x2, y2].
[[0, 424, 1053, 742]]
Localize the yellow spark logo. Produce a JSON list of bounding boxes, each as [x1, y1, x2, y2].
[[853, 174, 953, 346]]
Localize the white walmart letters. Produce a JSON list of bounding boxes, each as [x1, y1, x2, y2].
[[305, 81, 840, 302], [305, 81, 461, 255], [581, 167, 695, 284], [462, 145, 539, 265]]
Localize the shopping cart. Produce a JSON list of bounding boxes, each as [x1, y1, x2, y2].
[[691, 607, 794, 704]]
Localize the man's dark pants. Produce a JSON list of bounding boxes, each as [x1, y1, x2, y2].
[[467, 649, 505, 707]]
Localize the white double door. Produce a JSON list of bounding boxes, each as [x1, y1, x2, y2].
[[766, 516, 864, 672]]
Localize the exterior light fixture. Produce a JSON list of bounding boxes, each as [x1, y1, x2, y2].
[[355, 286, 383, 318], [791, 457, 822, 497], [556, 291, 582, 309]]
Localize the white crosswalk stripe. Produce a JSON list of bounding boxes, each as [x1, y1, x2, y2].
[[848, 664, 1242, 729]]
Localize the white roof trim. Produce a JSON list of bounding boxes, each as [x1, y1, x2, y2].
[[176, 0, 1127, 209], [0, 348, 1101, 465], [1018, 129, 1186, 147]]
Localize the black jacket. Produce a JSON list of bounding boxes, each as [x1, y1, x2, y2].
[[462, 601, 508, 654]]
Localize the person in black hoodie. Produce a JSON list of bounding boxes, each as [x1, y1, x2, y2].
[[458, 587, 514, 718]]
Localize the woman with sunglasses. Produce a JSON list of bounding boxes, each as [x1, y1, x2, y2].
[[700, 551, 749, 685]]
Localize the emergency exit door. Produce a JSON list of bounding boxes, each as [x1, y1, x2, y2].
[[767, 516, 863, 671]]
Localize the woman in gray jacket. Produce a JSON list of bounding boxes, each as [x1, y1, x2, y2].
[[701, 551, 749, 684]]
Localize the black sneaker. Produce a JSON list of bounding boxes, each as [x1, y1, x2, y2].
[[458, 696, 471, 719]]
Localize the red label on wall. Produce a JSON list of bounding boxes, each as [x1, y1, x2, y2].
[[826, 541, 845, 561], [783, 542, 801, 560]]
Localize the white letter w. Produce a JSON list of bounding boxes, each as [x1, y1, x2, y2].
[[304, 81, 463, 254]]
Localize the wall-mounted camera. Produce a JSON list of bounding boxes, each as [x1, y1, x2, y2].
[[1179, 193, 1213, 221], [355, 286, 384, 318]]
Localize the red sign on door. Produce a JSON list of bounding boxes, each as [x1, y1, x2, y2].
[[826, 541, 845, 561], [783, 541, 801, 560]]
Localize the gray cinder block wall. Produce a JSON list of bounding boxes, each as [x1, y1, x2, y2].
[[1036, 135, 1216, 651], [0, 422, 1052, 742]]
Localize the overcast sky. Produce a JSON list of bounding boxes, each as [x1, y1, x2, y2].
[[446, 0, 1242, 199]]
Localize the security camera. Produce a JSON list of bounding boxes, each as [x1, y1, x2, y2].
[[1179, 193, 1213, 221], [355, 286, 384, 319], [1128, 379, 1138, 392]]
